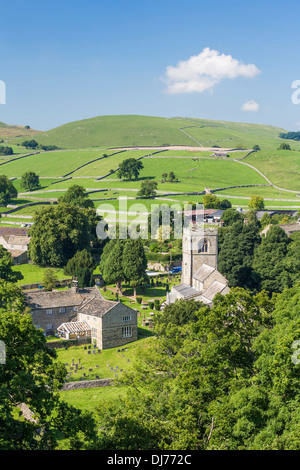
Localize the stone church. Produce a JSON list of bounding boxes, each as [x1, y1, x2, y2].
[[166, 226, 229, 306]]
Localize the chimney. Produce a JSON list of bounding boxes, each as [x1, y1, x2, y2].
[[72, 277, 79, 293]]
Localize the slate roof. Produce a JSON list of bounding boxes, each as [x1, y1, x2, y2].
[[25, 286, 100, 309], [193, 264, 215, 282], [0, 227, 29, 237], [200, 280, 227, 302], [172, 283, 200, 300], [79, 298, 118, 317]]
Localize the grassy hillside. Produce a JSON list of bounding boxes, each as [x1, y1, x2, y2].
[[30, 115, 292, 150]]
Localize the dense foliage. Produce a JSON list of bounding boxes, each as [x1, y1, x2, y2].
[[95, 283, 300, 450], [28, 203, 100, 267], [0, 281, 97, 449]]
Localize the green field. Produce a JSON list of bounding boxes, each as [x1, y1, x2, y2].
[[0, 115, 298, 224]]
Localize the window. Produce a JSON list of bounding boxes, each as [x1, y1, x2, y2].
[[46, 324, 54, 331], [91, 327, 97, 338], [123, 315, 131, 322], [46, 309, 53, 315], [59, 307, 66, 314], [73, 306, 78, 312], [198, 239, 208, 253], [122, 326, 132, 338]]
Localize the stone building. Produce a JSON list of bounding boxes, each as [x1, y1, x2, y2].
[[0, 226, 30, 264], [25, 282, 138, 349], [166, 226, 229, 306]]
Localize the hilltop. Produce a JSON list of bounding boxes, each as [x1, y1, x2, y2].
[[21, 114, 289, 150]]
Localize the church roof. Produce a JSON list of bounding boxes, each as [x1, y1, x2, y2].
[[201, 280, 227, 302], [171, 283, 200, 300], [193, 264, 215, 282]]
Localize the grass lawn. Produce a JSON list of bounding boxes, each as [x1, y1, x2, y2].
[[12, 263, 70, 286], [58, 383, 131, 414]]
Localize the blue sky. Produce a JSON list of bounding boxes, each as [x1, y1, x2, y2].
[[1, 0, 300, 131]]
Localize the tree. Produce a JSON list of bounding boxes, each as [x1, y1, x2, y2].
[[0, 146, 13, 156], [218, 220, 261, 289], [43, 269, 58, 291], [64, 249, 94, 276], [221, 208, 243, 226], [260, 212, 271, 229], [122, 239, 148, 298], [21, 171, 40, 191], [117, 158, 144, 180], [203, 194, 220, 209], [0, 246, 23, 282], [100, 239, 125, 293], [28, 203, 100, 267], [137, 180, 157, 198], [0, 287, 97, 449], [278, 142, 291, 150], [252, 225, 291, 293], [249, 195, 264, 210], [21, 139, 39, 149], [64, 249, 95, 288], [219, 199, 232, 210], [58, 184, 94, 208], [0, 175, 18, 206], [253, 144, 261, 151]]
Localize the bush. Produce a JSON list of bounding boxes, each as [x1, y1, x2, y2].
[[154, 299, 160, 311], [136, 297, 142, 304], [148, 301, 154, 309]]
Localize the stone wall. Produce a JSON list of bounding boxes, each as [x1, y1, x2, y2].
[[61, 378, 113, 391]]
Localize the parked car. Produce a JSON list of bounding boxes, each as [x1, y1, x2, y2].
[[169, 267, 182, 274]]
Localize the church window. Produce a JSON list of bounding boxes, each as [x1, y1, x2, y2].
[[198, 239, 208, 253]]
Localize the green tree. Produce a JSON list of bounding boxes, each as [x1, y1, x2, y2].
[[0, 246, 23, 282], [0, 292, 97, 449], [137, 179, 158, 198], [252, 225, 291, 293], [0, 175, 18, 206], [249, 195, 264, 210], [58, 184, 94, 208], [122, 239, 148, 298], [221, 208, 243, 226], [21, 139, 39, 149], [278, 142, 291, 150], [100, 239, 125, 293], [43, 269, 58, 291], [64, 249, 94, 276], [218, 220, 261, 289], [260, 212, 271, 229], [21, 171, 40, 191], [117, 158, 144, 180], [203, 194, 220, 209], [28, 204, 99, 267]]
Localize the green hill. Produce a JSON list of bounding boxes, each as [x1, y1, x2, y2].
[[33, 115, 290, 150]]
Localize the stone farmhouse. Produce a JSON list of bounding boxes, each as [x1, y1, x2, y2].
[[0, 226, 30, 264], [24, 281, 138, 350], [166, 226, 229, 306], [261, 218, 300, 237]]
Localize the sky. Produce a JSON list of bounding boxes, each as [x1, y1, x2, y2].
[[1, 0, 300, 131]]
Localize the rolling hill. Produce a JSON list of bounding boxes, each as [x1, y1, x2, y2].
[[27, 114, 292, 150]]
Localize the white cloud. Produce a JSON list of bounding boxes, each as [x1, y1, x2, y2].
[[162, 47, 260, 94], [242, 100, 260, 112]]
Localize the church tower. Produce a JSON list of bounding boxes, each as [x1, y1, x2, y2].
[[181, 226, 218, 286]]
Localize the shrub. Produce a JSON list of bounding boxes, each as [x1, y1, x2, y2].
[[136, 297, 142, 304]]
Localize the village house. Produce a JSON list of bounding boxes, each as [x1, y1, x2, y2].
[[24, 281, 138, 349], [0, 226, 30, 264]]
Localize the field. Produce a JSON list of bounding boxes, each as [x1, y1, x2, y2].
[[0, 114, 298, 230]]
